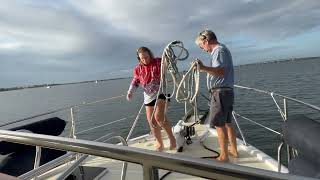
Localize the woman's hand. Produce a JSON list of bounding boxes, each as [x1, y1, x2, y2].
[[126, 92, 133, 101]]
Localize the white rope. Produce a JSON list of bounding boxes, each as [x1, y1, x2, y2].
[[160, 40, 189, 99], [158, 41, 202, 124], [149, 40, 189, 127], [176, 61, 200, 104]]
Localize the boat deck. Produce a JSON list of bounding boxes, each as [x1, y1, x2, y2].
[[77, 124, 285, 180]]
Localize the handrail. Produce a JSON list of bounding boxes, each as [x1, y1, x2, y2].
[[56, 154, 88, 180], [232, 84, 319, 138], [22, 134, 127, 180], [233, 84, 320, 172], [4, 84, 319, 179], [76, 115, 136, 135], [103, 136, 128, 180], [57, 135, 129, 180], [234, 85, 320, 112], [19, 133, 116, 180], [19, 152, 78, 179], [233, 112, 281, 135], [20, 133, 112, 180], [0, 130, 315, 180], [0, 94, 126, 127]]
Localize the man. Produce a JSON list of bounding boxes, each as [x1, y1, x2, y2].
[[195, 30, 238, 162]]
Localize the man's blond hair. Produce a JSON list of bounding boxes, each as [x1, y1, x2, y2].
[[195, 30, 217, 46]]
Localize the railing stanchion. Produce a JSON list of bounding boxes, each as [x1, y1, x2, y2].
[[277, 142, 284, 172], [283, 99, 291, 164], [70, 108, 76, 139], [143, 165, 159, 180], [31, 146, 41, 180], [34, 146, 42, 179], [284, 99, 288, 121], [122, 103, 144, 180]]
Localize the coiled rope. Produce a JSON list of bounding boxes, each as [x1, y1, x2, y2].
[[149, 40, 189, 126], [149, 40, 204, 127], [160, 40, 189, 99], [176, 60, 200, 104]]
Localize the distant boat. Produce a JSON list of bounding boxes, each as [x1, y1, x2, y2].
[[95, 80, 98, 84], [46, 85, 51, 88]]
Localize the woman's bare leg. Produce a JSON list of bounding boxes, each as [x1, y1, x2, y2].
[[155, 99, 176, 150], [145, 106, 163, 151]]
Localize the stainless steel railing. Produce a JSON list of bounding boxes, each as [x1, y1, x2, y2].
[[0, 94, 135, 180], [0, 94, 126, 128], [233, 85, 320, 172], [19, 152, 78, 180], [0, 130, 315, 180], [234, 85, 320, 114], [2, 84, 319, 179], [0, 91, 150, 180]]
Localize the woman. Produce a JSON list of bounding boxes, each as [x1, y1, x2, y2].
[[127, 46, 176, 151]]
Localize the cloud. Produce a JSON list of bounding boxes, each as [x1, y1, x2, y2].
[[69, 0, 320, 40], [0, 0, 320, 87]]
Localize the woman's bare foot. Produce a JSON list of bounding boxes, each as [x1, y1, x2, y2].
[[217, 156, 229, 162], [228, 149, 239, 158], [155, 143, 164, 152], [169, 138, 176, 150], [169, 143, 176, 150]]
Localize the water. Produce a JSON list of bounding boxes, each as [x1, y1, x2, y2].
[[233, 58, 320, 158], [0, 58, 319, 159]]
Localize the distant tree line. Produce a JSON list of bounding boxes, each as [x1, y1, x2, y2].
[[0, 77, 130, 92]]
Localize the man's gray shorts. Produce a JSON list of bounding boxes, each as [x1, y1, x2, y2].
[[208, 88, 234, 127]]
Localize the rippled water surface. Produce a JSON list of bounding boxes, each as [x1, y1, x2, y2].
[[0, 58, 319, 159]]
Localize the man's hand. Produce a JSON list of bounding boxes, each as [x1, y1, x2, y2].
[[192, 59, 204, 70], [126, 92, 133, 101]]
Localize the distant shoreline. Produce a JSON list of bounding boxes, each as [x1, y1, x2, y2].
[[0, 77, 131, 92], [236, 56, 319, 67], [1, 56, 318, 92]]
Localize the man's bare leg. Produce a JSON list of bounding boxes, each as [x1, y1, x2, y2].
[[216, 126, 229, 162], [226, 123, 238, 157]]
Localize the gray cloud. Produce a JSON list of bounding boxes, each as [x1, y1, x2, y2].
[[0, 0, 320, 87]]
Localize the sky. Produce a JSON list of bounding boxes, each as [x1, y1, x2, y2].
[[1, 0, 320, 88]]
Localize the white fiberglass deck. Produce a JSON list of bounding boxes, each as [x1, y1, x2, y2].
[[76, 123, 287, 180]]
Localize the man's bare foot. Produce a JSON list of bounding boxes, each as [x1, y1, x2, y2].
[[228, 149, 239, 158], [217, 156, 229, 162]]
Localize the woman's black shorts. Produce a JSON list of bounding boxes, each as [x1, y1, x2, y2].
[[145, 94, 170, 106]]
